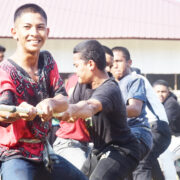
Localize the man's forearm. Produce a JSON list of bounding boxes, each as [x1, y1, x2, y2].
[[70, 101, 94, 119], [70, 100, 101, 119], [0, 111, 19, 123], [51, 94, 68, 113]]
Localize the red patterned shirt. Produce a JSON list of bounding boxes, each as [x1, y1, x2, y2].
[[0, 51, 66, 162]]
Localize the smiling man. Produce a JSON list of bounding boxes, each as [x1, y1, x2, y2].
[[0, 3, 87, 180]]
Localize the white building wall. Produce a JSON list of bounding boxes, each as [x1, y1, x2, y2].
[[1, 38, 180, 74]]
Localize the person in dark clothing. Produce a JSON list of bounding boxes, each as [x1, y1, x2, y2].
[[153, 79, 180, 177], [164, 92, 180, 135], [153, 79, 180, 136], [59, 40, 140, 180]]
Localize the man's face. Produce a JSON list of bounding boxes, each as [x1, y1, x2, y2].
[[73, 53, 92, 84], [153, 84, 169, 103], [0, 51, 4, 62], [105, 53, 113, 73], [111, 51, 131, 80], [12, 12, 49, 53]]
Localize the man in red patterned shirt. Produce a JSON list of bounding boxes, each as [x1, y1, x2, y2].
[[0, 3, 87, 180]]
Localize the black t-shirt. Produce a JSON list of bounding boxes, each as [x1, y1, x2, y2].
[[70, 78, 137, 151]]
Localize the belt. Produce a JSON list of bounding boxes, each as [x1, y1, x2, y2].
[[18, 138, 42, 143], [19, 138, 57, 173]]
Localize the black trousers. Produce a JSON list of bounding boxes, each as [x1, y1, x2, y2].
[[126, 140, 150, 180], [132, 120, 171, 180], [81, 145, 140, 180]]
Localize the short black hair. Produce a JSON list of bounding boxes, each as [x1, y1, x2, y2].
[[0, 45, 6, 52], [14, 3, 47, 24], [73, 40, 106, 71], [112, 46, 131, 61], [102, 45, 113, 57], [153, 79, 169, 88]]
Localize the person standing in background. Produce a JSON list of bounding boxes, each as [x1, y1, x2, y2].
[[153, 79, 180, 136], [153, 79, 180, 179]]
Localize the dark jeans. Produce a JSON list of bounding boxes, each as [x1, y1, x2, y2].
[[0, 155, 88, 180], [82, 144, 140, 180], [133, 120, 171, 180]]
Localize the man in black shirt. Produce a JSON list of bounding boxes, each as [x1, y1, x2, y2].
[[60, 40, 140, 180]]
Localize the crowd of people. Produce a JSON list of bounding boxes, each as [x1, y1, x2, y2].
[[0, 3, 180, 180]]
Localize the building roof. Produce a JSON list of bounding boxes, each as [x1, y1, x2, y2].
[[0, 0, 180, 39]]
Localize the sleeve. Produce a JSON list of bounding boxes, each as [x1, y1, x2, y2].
[[49, 58, 67, 97], [0, 90, 15, 127], [0, 68, 16, 94], [127, 78, 146, 102], [164, 99, 180, 134], [69, 83, 96, 104], [165, 100, 180, 124], [0, 68, 17, 105], [0, 90, 17, 105]]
